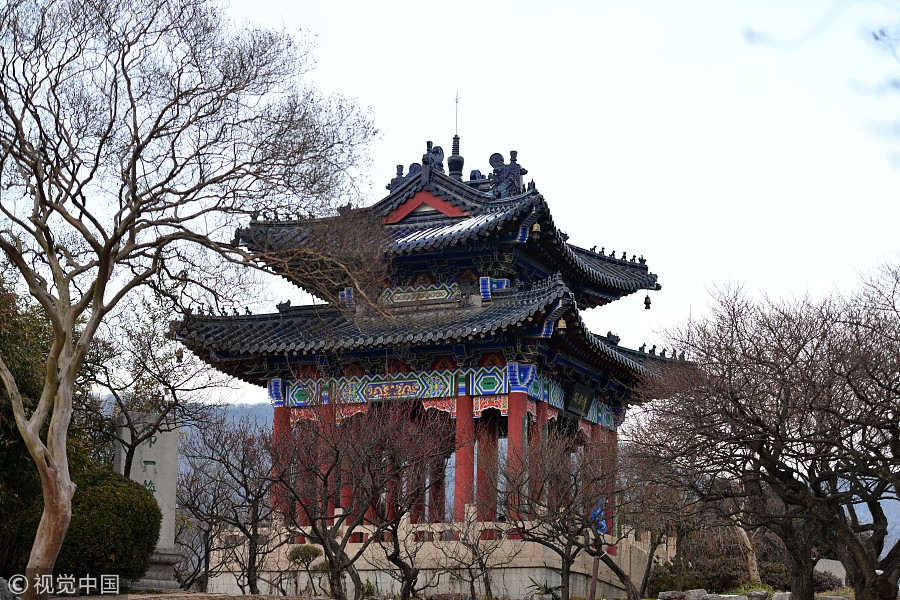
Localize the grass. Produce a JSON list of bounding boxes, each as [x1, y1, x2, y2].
[[726, 583, 774, 596], [815, 587, 854, 600]]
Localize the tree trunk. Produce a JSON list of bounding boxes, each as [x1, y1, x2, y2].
[[482, 564, 493, 600], [346, 563, 362, 600], [639, 535, 663, 598], [560, 559, 572, 600], [248, 538, 259, 595], [201, 545, 211, 592], [851, 572, 900, 600], [468, 574, 478, 600], [24, 456, 76, 600], [328, 567, 346, 600], [386, 547, 418, 600], [599, 553, 641, 600], [875, 572, 900, 600], [589, 555, 600, 600], [122, 443, 137, 479], [787, 554, 814, 600], [734, 524, 761, 584]]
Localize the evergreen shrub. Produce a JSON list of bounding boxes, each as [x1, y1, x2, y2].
[[17, 470, 160, 582]]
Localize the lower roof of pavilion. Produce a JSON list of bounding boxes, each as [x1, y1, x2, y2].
[[174, 274, 666, 399]]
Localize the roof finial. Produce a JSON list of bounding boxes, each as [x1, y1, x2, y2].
[[455, 91, 460, 136], [448, 134, 464, 180]]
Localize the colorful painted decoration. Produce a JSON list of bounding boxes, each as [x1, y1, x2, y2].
[[272, 362, 623, 429], [478, 277, 511, 301], [268, 378, 284, 407], [381, 282, 461, 305], [422, 398, 456, 417], [601, 404, 614, 429], [474, 394, 508, 416], [285, 367, 503, 407]]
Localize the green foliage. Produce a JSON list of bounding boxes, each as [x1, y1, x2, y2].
[[0, 278, 55, 572], [728, 583, 773, 595], [648, 555, 747, 596], [287, 544, 322, 568], [812, 571, 842, 593], [527, 577, 562, 600], [16, 470, 161, 581], [362, 579, 375, 597]]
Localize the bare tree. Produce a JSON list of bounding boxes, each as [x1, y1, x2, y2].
[[432, 502, 524, 600], [175, 452, 235, 591], [362, 519, 443, 600], [78, 295, 225, 477], [614, 442, 696, 598], [184, 415, 287, 594], [636, 264, 900, 600], [270, 402, 455, 600], [0, 0, 373, 592], [498, 431, 605, 600], [365, 414, 455, 600]]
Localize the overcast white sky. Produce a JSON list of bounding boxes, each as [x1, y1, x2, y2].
[[224, 1, 900, 403]]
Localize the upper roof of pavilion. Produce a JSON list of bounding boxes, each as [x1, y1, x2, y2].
[[236, 138, 661, 309]]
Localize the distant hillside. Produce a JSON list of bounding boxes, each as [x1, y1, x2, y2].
[[223, 402, 272, 426]]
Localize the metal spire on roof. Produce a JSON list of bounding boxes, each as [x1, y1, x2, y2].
[[449, 93, 465, 180]]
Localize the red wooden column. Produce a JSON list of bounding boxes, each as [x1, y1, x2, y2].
[[316, 403, 337, 524], [506, 391, 528, 520], [273, 405, 290, 440], [272, 405, 290, 516], [532, 402, 548, 447], [384, 456, 398, 522], [529, 401, 548, 503], [410, 461, 427, 524], [507, 392, 528, 478], [453, 394, 475, 521], [340, 455, 353, 519], [604, 428, 618, 536], [476, 412, 499, 521], [429, 458, 446, 522]]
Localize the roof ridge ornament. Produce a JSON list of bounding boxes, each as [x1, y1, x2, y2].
[[385, 162, 422, 191], [488, 150, 528, 198], [421, 141, 445, 182]]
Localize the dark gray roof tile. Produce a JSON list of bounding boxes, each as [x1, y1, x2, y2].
[[175, 275, 647, 376]]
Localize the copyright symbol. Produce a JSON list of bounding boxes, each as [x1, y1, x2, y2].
[[7, 574, 28, 595]]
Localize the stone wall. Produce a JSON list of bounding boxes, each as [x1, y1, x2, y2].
[[206, 518, 675, 598]]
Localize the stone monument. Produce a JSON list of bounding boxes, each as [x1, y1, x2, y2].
[[113, 412, 180, 590]]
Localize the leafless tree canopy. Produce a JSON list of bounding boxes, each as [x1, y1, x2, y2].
[[633, 263, 900, 600], [182, 415, 285, 595], [0, 0, 374, 593], [497, 431, 613, 600], [175, 462, 234, 591], [76, 296, 226, 477]]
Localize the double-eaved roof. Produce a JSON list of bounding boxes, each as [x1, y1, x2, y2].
[[176, 141, 666, 387]]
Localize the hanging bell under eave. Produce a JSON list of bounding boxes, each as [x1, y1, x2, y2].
[[644, 295, 651, 310]]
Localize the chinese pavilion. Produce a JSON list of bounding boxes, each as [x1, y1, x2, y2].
[[175, 137, 664, 527]]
